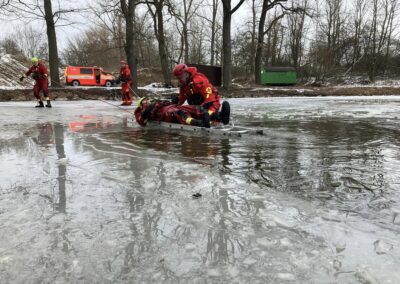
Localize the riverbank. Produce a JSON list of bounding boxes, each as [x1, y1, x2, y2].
[[1, 85, 400, 101]]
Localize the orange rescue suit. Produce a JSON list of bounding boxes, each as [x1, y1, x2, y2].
[[177, 67, 220, 115]]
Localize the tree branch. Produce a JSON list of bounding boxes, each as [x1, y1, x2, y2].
[[231, 0, 245, 14]]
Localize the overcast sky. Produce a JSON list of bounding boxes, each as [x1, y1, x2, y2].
[[0, 0, 251, 51]]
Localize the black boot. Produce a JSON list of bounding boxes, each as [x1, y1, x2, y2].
[[202, 111, 211, 128], [190, 118, 204, 127], [46, 100, 52, 108], [177, 110, 188, 120], [35, 101, 44, 108], [220, 101, 230, 125]]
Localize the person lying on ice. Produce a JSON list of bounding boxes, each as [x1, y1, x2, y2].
[[172, 63, 230, 125], [20, 57, 52, 108], [134, 97, 211, 128]]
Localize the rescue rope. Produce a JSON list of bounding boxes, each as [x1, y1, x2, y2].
[[48, 78, 134, 114], [128, 86, 142, 99]]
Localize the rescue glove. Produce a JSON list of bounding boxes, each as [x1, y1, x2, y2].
[[19, 75, 25, 82]]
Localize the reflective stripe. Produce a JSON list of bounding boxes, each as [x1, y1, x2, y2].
[[206, 87, 212, 99], [185, 117, 193, 124], [67, 75, 94, 80]]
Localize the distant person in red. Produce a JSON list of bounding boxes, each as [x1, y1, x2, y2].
[[20, 57, 51, 108], [172, 63, 230, 124], [118, 60, 133, 106], [134, 97, 211, 128]]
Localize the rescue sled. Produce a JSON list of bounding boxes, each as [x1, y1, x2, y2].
[[147, 121, 263, 137]]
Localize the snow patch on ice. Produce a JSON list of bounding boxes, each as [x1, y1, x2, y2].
[[251, 87, 313, 93], [139, 83, 178, 95]]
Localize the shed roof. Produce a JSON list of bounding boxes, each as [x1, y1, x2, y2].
[[264, 67, 296, 72]]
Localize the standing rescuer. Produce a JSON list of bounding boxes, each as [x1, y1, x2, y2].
[[20, 57, 51, 108], [172, 63, 230, 125], [118, 60, 133, 106]]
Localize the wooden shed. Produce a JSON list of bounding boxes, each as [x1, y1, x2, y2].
[[188, 64, 222, 87]]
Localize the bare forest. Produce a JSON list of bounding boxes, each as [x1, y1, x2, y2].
[[1, 0, 400, 89]]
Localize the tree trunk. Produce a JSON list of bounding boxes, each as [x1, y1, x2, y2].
[[254, 1, 268, 84], [222, 1, 232, 89], [121, 0, 138, 91], [183, 0, 189, 63], [221, 0, 245, 88], [44, 0, 60, 86], [117, 15, 125, 61], [156, 1, 171, 86], [183, 25, 189, 63], [250, 0, 256, 76], [369, 0, 378, 82], [210, 0, 218, 66]]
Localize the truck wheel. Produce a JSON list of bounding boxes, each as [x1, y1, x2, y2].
[[72, 80, 80, 87], [105, 81, 112, 87]]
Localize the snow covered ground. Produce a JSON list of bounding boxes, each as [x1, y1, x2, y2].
[[0, 54, 33, 89], [0, 54, 179, 95]]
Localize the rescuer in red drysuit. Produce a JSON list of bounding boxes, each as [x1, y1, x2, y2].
[[134, 97, 211, 128], [20, 57, 51, 108], [119, 60, 133, 106], [172, 63, 230, 125]]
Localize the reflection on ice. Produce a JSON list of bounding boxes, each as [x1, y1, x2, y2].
[[0, 99, 400, 283]]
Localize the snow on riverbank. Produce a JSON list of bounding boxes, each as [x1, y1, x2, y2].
[[0, 54, 178, 94], [0, 54, 33, 88]]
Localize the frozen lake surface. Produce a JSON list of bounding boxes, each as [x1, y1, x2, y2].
[[1, 97, 400, 283]]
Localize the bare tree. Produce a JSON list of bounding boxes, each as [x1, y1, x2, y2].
[[323, 0, 345, 68], [221, 0, 245, 89], [44, 0, 60, 86], [384, 0, 397, 73], [209, 0, 219, 66], [89, 0, 126, 60], [14, 26, 48, 59], [287, 0, 309, 67], [2, 0, 83, 86], [63, 26, 121, 69], [351, 0, 367, 70], [254, 0, 286, 84], [0, 0, 10, 9], [249, 0, 261, 76], [368, 0, 397, 81], [187, 16, 208, 64], [167, 0, 202, 64], [0, 37, 22, 56], [121, 0, 139, 90], [195, 0, 220, 66], [134, 12, 159, 68], [146, 0, 172, 86]]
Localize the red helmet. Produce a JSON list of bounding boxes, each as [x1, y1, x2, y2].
[[173, 63, 188, 76]]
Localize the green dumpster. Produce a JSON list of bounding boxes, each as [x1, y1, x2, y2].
[[261, 67, 297, 85]]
